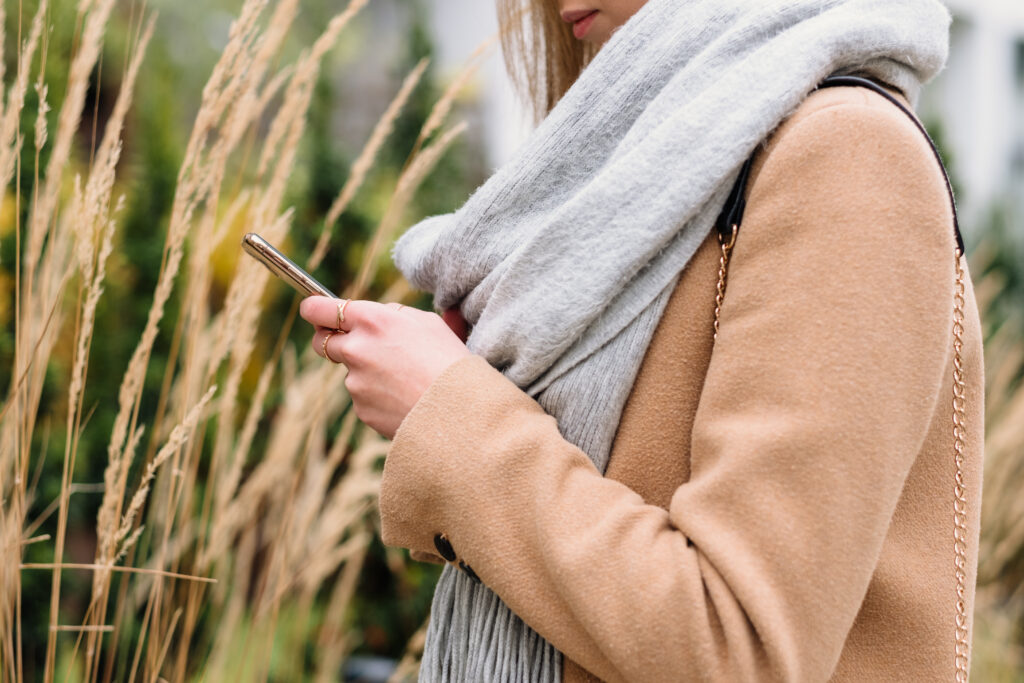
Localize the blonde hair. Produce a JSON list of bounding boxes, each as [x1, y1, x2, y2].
[[497, 0, 599, 123]]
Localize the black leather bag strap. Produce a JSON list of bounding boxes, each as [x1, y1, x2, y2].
[[714, 75, 965, 255]]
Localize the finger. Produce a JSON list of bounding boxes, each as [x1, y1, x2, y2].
[[300, 297, 380, 332], [313, 327, 347, 364], [312, 327, 330, 359], [312, 327, 332, 352], [300, 296, 346, 330]]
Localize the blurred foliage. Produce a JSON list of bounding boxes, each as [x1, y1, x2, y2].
[[925, 106, 1024, 680], [970, 203, 1024, 681], [2, 0, 1022, 679], [2, 0, 487, 677], [974, 204, 1024, 343]]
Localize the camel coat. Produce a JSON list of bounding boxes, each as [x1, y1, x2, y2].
[[378, 85, 985, 681]]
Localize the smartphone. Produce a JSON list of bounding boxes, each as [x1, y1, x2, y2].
[[241, 233, 337, 298]]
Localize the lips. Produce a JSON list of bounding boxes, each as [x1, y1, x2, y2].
[[561, 9, 598, 40], [560, 8, 596, 23]]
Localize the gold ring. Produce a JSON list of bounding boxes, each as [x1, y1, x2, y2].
[[336, 299, 351, 329], [322, 331, 342, 364]]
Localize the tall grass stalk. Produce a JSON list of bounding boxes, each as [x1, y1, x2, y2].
[[1, 1, 1020, 680], [0, 0, 474, 680], [971, 243, 1024, 679]]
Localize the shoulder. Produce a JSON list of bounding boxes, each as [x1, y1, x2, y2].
[[761, 83, 934, 159], [742, 84, 956, 254]]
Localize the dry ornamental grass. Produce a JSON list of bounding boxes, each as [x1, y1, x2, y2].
[[0, 1, 1021, 682], [0, 0, 485, 680]]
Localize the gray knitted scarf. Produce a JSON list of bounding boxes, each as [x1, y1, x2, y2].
[[392, 0, 950, 679]]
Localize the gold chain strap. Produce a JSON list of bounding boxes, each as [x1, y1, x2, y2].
[[713, 225, 738, 340], [713, 239, 972, 680], [952, 249, 970, 682]]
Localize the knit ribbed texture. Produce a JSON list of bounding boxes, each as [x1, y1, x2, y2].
[[392, 0, 950, 680]]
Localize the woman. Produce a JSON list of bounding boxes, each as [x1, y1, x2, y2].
[[299, 0, 984, 680]]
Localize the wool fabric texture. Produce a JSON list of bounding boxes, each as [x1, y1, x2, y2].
[[391, 0, 951, 680]]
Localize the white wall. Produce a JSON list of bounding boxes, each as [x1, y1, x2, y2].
[[920, 2, 1024, 230], [425, 1, 1024, 231], [425, 1, 532, 171]]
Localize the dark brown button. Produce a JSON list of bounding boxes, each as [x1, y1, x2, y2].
[[459, 561, 482, 584], [433, 534, 456, 562]]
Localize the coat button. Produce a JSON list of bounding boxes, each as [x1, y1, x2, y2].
[[433, 534, 456, 562], [459, 561, 482, 584]]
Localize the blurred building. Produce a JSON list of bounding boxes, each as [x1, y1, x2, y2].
[[426, 1, 1024, 233], [921, 0, 1024, 233], [425, 0, 531, 171], [326, 0, 525, 185]]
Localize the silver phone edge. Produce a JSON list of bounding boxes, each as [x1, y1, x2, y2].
[[241, 234, 337, 298]]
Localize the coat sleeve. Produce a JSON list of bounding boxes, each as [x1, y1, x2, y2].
[[378, 95, 957, 682]]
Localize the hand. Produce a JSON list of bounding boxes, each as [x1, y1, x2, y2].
[[299, 297, 472, 440]]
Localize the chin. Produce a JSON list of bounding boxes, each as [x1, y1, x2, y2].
[[584, 23, 613, 48]]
